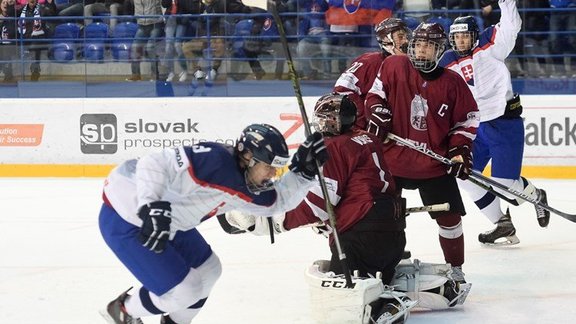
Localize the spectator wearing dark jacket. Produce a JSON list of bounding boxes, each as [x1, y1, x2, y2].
[[1, 0, 17, 82]]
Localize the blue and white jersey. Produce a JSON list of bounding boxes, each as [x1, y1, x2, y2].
[[439, 0, 522, 122], [103, 143, 313, 234]]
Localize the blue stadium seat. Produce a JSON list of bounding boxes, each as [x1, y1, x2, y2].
[[83, 22, 109, 62], [111, 21, 138, 60], [402, 16, 421, 30], [50, 23, 81, 62], [426, 15, 453, 36]]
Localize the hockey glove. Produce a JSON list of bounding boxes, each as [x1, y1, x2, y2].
[[138, 201, 172, 253], [311, 222, 333, 238], [446, 145, 473, 180], [366, 104, 392, 142], [289, 132, 329, 180], [224, 211, 287, 236]]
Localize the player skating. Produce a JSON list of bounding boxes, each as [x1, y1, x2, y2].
[[98, 123, 328, 323]]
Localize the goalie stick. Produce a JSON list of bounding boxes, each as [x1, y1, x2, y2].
[[387, 133, 576, 222], [269, 1, 354, 288]]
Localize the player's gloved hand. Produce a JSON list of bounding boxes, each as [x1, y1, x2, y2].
[[224, 211, 287, 236], [366, 104, 392, 142], [446, 145, 473, 180], [289, 132, 329, 180], [311, 222, 333, 238], [138, 201, 172, 253]]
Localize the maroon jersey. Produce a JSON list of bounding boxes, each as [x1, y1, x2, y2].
[[365, 55, 479, 179], [333, 51, 387, 129], [284, 130, 396, 233]]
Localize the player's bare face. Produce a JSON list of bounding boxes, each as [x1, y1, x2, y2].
[[392, 30, 409, 55], [247, 162, 278, 187], [413, 40, 436, 61], [453, 32, 473, 52]]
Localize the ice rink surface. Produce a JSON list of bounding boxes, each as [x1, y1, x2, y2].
[[1, 178, 575, 324]]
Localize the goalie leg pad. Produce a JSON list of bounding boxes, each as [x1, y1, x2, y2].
[[305, 260, 386, 324], [391, 259, 471, 309]]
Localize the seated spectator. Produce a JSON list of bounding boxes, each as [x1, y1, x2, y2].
[[18, 0, 56, 81], [181, 0, 252, 81], [1, 0, 17, 82], [84, 0, 128, 32], [296, 0, 330, 80], [126, 0, 163, 81]]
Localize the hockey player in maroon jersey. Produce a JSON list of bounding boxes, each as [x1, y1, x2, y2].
[[333, 17, 411, 129], [365, 22, 480, 283]]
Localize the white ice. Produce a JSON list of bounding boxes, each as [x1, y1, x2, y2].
[[1, 178, 575, 324]]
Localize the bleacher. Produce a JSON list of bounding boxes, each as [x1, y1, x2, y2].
[[0, 4, 574, 98]]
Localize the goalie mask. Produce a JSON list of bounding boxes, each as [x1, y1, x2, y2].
[[375, 18, 412, 55], [449, 16, 480, 57], [236, 124, 290, 193], [408, 22, 447, 73], [312, 93, 357, 136]]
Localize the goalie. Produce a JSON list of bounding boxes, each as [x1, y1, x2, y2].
[[222, 93, 470, 323]]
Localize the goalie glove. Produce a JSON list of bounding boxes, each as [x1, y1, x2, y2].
[[224, 210, 287, 236]]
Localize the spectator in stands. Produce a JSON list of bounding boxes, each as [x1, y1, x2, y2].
[[126, 0, 163, 81], [84, 0, 128, 32], [55, 0, 83, 22], [182, 0, 252, 82], [18, 0, 56, 81], [1, 0, 17, 82], [548, 0, 576, 76], [296, 0, 331, 80], [521, 0, 552, 77], [162, 0, 196, 82]]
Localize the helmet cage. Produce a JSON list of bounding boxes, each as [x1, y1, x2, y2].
[[449, 19, 479, 56], [408, 23, 447, 73]]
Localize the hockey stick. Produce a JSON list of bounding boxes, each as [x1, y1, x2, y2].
[[269, 2, 354, 288], [387, 133, 576, 222], [406, 203, 450, 214]]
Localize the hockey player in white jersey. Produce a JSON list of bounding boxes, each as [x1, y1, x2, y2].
[[98, 123, 328, 324], [439, 0, 550, 245]]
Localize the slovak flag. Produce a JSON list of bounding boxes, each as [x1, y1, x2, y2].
[[326, 0, 394, 26]]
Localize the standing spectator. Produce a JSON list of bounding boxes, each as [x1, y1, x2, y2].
[[126, 0, 163, 81], [333, 17, 411, 129], [548, 0, 576, 76], [1, 0, 17, 82], [295, 0, 330, 80], [440, 1, 551, 246], [365, 22, 479, 283], [18, 0, 56, 81], [162, 0, 196, 82]]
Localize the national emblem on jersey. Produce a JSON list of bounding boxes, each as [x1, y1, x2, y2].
[[460, 64, 474, 86], [410, 95, 429, 131], [344, 0, 361, 14]]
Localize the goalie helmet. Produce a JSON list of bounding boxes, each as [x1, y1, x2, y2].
[[449, 16, 480, 57], [375, 18, 411, 55], [236, 123, 290, 193], [312, 93, 357, 136], [408, 22, 447, 73]]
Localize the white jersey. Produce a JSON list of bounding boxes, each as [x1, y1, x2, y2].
[[103, 143, 313, 236], [439, 0, 522, 122]]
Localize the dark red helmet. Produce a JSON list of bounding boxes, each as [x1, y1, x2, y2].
[[408, 22, 447, 72], [375, 18, 412, 55]]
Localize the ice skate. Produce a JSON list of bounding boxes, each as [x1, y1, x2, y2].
[[535, 188, 550, 228], [478, 209, 520, 245], [369, 287, 417, 324], [100, 288, 143, 324], [442, 279, 472, 307]]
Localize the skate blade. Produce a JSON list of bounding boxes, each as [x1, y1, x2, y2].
[[455, 283, 472, 305], [481, 234, 520, 246]]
